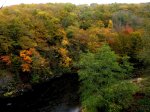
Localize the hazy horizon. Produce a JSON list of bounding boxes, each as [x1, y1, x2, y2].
[[0, 0, 149, 7]]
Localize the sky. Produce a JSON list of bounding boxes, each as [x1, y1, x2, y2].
[[0, 0, 149, 7]]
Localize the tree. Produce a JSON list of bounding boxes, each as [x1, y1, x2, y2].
[[77, 44, 138, 112], [112, 10, 141, 32], [138, 20, 150, 68]]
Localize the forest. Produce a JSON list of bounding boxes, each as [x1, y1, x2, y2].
[[0, 2, 150, 112]]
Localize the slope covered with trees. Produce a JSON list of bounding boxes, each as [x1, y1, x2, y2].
[[0, 2, 149, 111]]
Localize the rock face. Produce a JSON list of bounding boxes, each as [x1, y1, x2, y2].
[[132, 78, 143, 84], [0, 71, 14, 95], [0, 72, 13, 85]]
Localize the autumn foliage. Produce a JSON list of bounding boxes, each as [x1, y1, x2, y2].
[[0, 3, 149, 99], [20, 48, 34, 72], [59, 48, 72, 67], [0, 55, 11, 65]]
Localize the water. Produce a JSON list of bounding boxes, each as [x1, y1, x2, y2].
[[0, 74, 80, 112]]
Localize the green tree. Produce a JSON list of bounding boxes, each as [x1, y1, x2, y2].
[[77, 44, 138, 112], [138, 20, 150, 68]]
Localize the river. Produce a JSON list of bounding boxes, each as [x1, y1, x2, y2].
[[0, 73, 80, 112]]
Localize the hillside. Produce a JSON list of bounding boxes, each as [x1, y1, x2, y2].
[[0, 3, 150, 112]]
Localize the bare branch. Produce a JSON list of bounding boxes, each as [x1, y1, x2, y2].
[[0, 0, 7, 9]]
